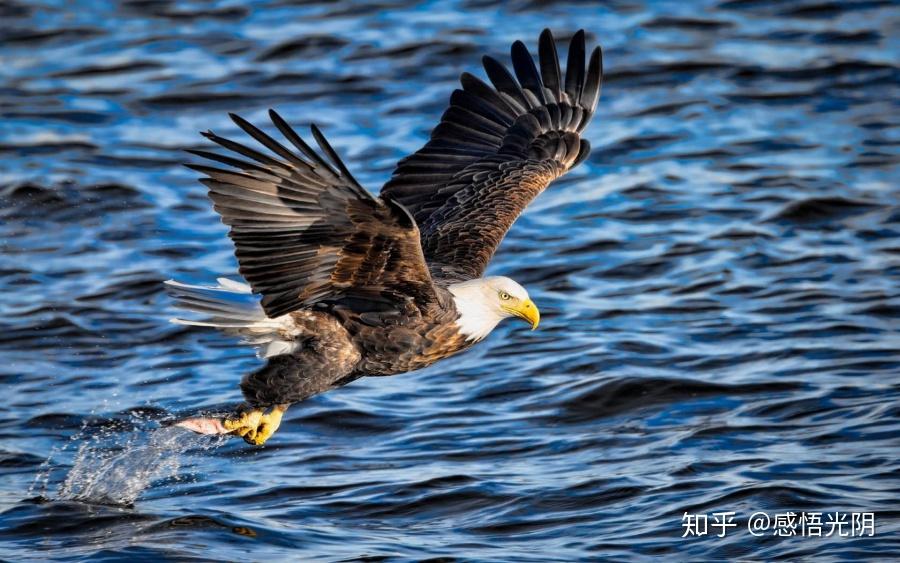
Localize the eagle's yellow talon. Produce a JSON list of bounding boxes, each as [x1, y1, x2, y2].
[[223, 406, 286, 446]]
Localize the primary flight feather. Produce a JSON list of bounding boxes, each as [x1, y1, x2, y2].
[[167, 29, 603, 445]]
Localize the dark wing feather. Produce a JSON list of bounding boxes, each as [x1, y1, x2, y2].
[[381, 29, 603, 281], [538, 29, 562, 101], [564, 30, 586, 105], [188, 110, 437, 318], [511, 40, 546, 105]]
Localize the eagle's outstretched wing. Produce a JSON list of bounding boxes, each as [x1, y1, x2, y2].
[[380, 29, 602, 281], [187, 110, 437, 318]]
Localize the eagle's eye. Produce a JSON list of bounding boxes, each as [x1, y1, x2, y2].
[[499, 291, 511, 300]]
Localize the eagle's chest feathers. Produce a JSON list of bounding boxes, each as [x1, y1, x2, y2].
[[448, 281, 505, 342]]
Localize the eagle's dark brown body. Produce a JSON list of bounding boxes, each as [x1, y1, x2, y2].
[[240, 291, 470, 406], [168, 29, 603, 429]]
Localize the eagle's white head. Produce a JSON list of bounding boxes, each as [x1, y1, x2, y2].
[[448, 276, 540, 341]]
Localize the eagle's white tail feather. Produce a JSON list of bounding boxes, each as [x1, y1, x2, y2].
[[215, 277, 253, 294], [164, 279, 299, 358], [164, 279, 264, 321]]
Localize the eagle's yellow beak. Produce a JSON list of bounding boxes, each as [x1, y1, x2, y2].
[[504, 298, 540, 330]]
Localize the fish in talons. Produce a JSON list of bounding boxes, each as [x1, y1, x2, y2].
[[175, 405, 288, 446]]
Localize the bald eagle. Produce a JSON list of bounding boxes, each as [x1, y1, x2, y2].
[[167, 29, 602, 445]]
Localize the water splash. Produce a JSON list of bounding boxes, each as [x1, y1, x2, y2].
[[32, 417, 227, 506]]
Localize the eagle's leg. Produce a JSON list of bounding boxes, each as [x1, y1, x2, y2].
[[223, 403, 289, 446], [223, 335, 360, 446]]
